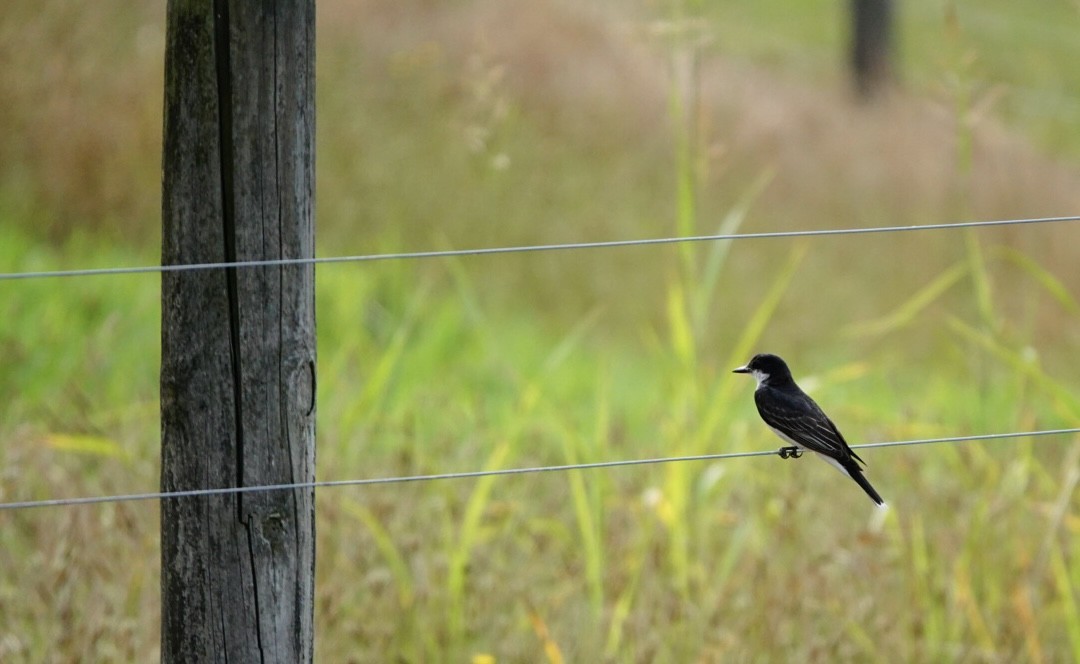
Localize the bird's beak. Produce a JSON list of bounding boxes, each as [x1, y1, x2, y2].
[[732, 365, 750, 374]]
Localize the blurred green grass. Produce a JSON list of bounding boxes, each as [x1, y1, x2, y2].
[[3, 223, 1079, 661], [2, 0, 1080, 661]]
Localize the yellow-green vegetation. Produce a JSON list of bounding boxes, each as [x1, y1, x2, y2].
[[2, 0, 1080, 661]]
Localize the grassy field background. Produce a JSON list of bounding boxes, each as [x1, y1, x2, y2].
[[2, 0, 1080, 661]]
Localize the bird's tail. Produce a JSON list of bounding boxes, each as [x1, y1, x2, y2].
[[844, 461, 885, 507]]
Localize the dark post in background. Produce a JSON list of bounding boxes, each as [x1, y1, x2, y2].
[[850, 0, 895, 99], [159, 1, 316, 661]]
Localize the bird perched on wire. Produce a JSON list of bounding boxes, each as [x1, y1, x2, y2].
[[733, 353, 886, 507]]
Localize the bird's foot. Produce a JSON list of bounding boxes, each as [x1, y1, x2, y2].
[[778, 446, 803, 459]]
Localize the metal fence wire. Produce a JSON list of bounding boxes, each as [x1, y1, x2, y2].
[[2, 213, 1079, 512]]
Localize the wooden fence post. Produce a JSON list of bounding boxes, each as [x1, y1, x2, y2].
[[850, 0, 894, 99], [160, 1, 315, 661]]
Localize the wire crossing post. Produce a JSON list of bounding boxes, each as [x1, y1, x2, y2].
[[160, 1, 315, 661]]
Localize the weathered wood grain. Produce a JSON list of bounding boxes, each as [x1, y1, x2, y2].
[[160, 1, 315, 661]]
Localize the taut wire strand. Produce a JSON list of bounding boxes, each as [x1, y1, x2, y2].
[[1, 427, 1077, 512], [1, 215, 1078, 281]]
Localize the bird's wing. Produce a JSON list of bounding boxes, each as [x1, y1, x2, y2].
[[754, 387, 860, 464]]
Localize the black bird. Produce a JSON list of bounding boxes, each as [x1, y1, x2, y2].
[[733, 353, 886, 507]]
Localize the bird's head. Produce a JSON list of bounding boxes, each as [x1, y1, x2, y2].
[[732, 353, 793, 387]]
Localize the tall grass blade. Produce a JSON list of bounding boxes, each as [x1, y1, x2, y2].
[[603, 553, 643, 659], [993, 246, 1080, 315], [561, 428, 604, 616], [953, 552, 997, 652], [843, 615, 889, 664], [353, 292, 422, 414], [447, 441, 512, 643], [526, 604, 566, 664], [664, 461, 692, 597], [1033, 443, 1080, 588], [669, 49, 698, 278], [699, 243, 808, 443], [666, 279, 695, 368], [1010, 585, 1045, 664], [965, 230, 998, 330], [1051, 546, 1080, 661], [947, 317, 1080, 422], [845, 262, 968, 338], [342, 498, 414, 607], [710, 520, 751, 596], [691, 169, 774, 341], [910, 514, 943, 655], [44, 433, 128, 459], [560, 365, 611, 617], [541, 309, 600, 376]]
